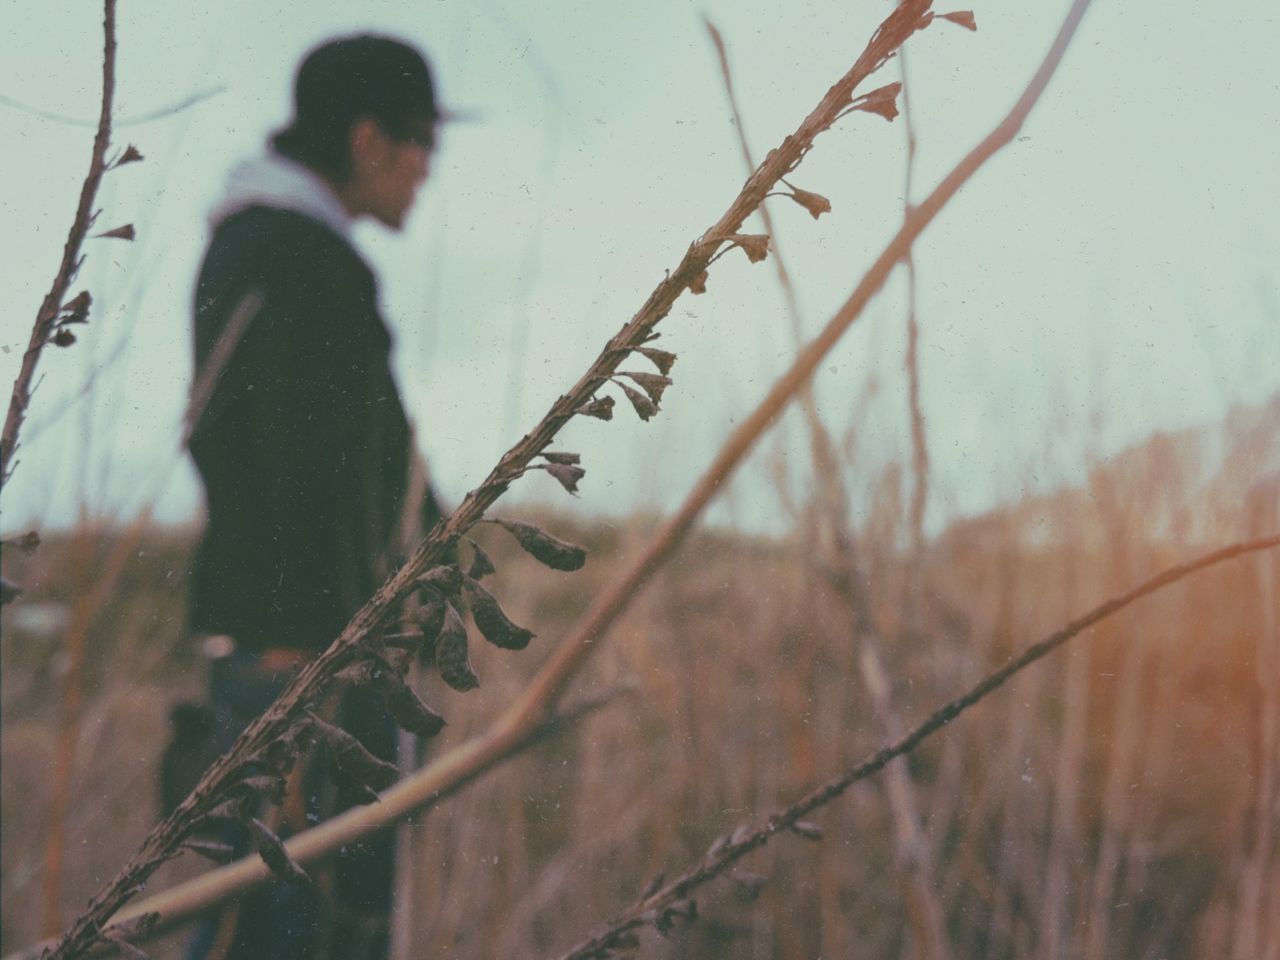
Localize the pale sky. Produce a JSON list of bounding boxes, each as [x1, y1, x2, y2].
[[2, 0, 1277, 536]]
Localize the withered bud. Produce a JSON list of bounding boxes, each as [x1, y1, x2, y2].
[[52, 328, 77, 347], [790, 187, 832, 220], [851, 82, 901, 122], [413, 595, 447, 637], [790, 820, 823, 841], [620, 370, 672, 405], [690, 269, 709, 294], [731, 871, 768, 901], [465, 539, 496, 580], [540, 451, 581, 465], [113, 144, 145, 167], [640, 872, 666, 899], [95, 223, 136, 241], [730, 234, 770, 263], [492, 518, 587, 571], [436, 602, 479, 691], [259, 731, 304, 776], [310, 713, 400, 796], [381, 671, 447, 737], [464, 578, 533, 650], [541, 461, 585, 495], [939, 10, 977, 30], [417, 564, 462, 596], [183, 839, 237, 864], [636, 346, 677, 375], [575, 395, 615, 420], [615, 379, 658, 421], [247, 817, 310, 885], [60, 290, 92, 323]]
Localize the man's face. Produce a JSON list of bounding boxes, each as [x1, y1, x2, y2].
[[346, 119, 433, 230]]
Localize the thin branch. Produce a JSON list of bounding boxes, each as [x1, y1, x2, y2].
[[37, 7, 943, 956], [1, 0, 117, 490], [552, 531, 1279, 959], [0, 85, 224, 128]]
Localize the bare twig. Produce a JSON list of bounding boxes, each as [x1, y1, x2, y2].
[[1, 0, 117, 490], [552, 531, 1279, 959], [0, 85, 224, 128], [37, 6, 942, 958]]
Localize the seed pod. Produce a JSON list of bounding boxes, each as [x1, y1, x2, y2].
[[436, 603, 479, 691], [413, 595, 448, 637], [417, 565, 462, 597], [730, 234, 769, 263], [620, 370, 671, 405], [790, 820, 823, 841], [60, 291, 92, 324], [690, 269, 709, 294], [113, 144, 145, 167], [575, 395, 615, 420], [464, 578, 534, 650], [52, 329, 77, 347], [492, 519, 587, 571], [615, 379, 657, 421], [230, 774, 287, 807], [382, 672, 448, 737], [540, 451, 581, 465], [183, 839, 237, 864], [851, 82, 901, 121], [465, 539, 496, 580], [310, 713, 400, 796], [247, 817, 310, 885], [939, 9, 977, 30], [95, 223, 136, 241], [790, 187, 832, 220], [541, 462, 585, 494], [635, 346, 677, 375]]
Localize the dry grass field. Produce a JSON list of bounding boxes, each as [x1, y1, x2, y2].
[[3, 399, 1276, 959]]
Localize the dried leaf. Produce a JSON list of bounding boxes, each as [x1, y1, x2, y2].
[[939, 10, 977, 30], [852, 82, 901, 122], [575, 395, 615, 420], [381, 671, 447, 737], [183, 838, 237, 864], [230, 773, 287, 806], [464, 540, 496, 581], [436, 602, 479, 691], [615, 379, 657, 421], [417, 564, 462, 596], [52, 328, 77, 347], [790, 820, 823, 841], [60, 290, 92, 323], [790, 187, 832, 220], [464, 578, 534, 650], [541, 462, 586, 495], [247, 817, 310, 885], [114, 143, 145, 167], [540, 451, 581, 466], [492, 519, 587, 572], [620, 370, 672, 405], [689, 269, 709, 295], [730, 234, 770, 263], [635, 346, 677, 375], [412, 596, 447, 637], [310, 713, 400, 796], [95, 223, 136, 241]]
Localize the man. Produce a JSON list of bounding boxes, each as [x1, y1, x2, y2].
[[179, 34, 448, 960]]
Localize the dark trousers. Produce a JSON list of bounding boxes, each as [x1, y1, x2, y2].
[[173, 651, 397, 960]]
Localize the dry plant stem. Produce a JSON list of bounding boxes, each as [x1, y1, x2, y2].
[[553, 532, 1280, 959], [0, 0, 116, 490], [39, 7, 937, 958]]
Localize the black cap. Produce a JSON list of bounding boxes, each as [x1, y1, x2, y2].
[[291, 35, 448, 149]]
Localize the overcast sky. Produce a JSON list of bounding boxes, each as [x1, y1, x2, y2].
[[2, 0, 1277, 537]]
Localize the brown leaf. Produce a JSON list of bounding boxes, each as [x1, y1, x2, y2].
[[230, 773, 287, 806], [412, 596, 447, 637], [690, 269, 709, 294], [939, 10, 977, 30], [492, 519, 588, 572], [436, 602, 479, 691], [52, 328, 77, 347], [731, 234, 770, 263], [620, 370, 672, 405], [310, 713, 400, 796], [417, 564, 462, 597], [851, 82, 901, 122], [615, 379, 658, 421], [540, 451, 581, 465], [635, 346, 677, 375], [790, 187, 832, 220], [575, 395, 615, 420], [95, 223, 136, 241], [464, 578, 534, 650], [382, 671, 447, 737], [113, 143, 145, 167], [247, 817, 310, 885], [541, 461, 586, 494], [60, 290, 92, 323]]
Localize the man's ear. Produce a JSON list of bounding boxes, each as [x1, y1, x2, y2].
[[348, 117, 382, 171]]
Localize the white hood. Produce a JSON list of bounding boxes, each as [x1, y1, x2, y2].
[[208, 151, 352, 239]]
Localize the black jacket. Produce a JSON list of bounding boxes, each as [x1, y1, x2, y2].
[[188, 207, 438, 652]]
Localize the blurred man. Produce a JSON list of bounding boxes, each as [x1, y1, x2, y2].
[[179, 35, 449, 960]]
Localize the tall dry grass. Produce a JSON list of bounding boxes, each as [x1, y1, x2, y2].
[[3, 399, 1275, 958]]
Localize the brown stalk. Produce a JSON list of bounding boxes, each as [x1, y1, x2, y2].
[[36, 6, 942, 957], [552, 532, 1280, 959], [1, 0, 117, 490], [57, 0, 1103, 939]]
